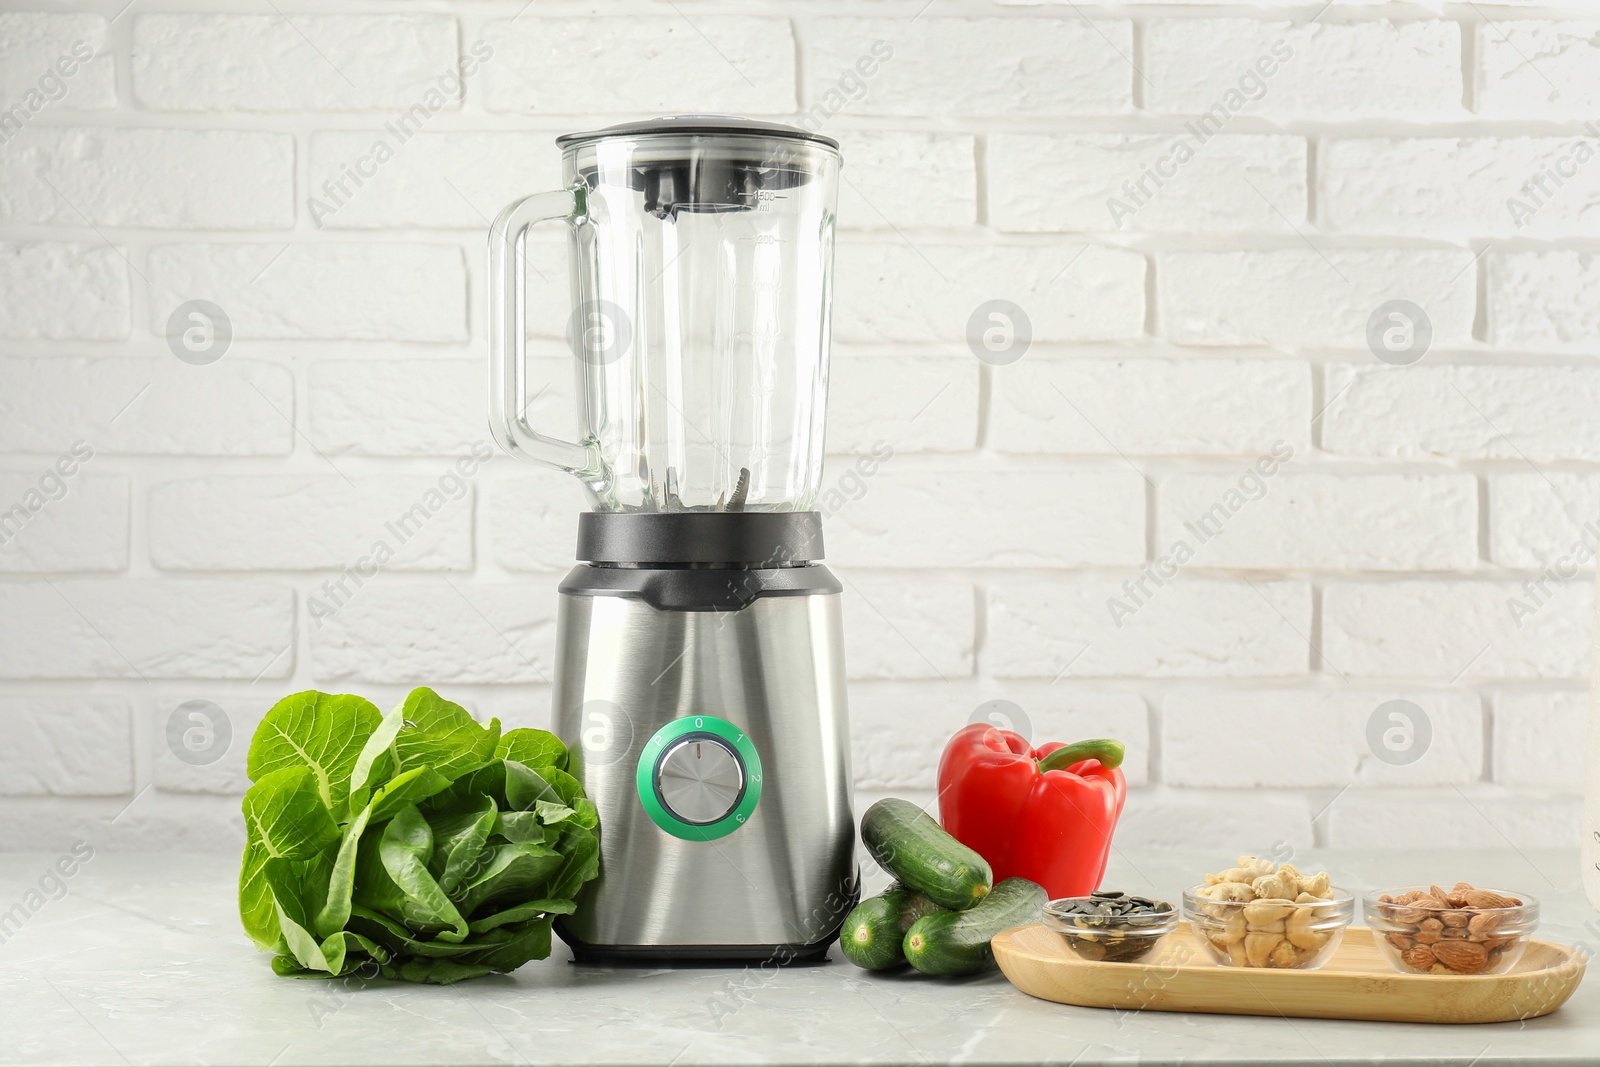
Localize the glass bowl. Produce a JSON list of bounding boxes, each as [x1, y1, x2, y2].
[[1043, 893, 1178, 963], [1363, 885, 1539, 976], [1182, 885, 1355, 970]]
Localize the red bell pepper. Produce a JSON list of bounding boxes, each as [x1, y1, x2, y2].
[[936, 724, 1126, 899]]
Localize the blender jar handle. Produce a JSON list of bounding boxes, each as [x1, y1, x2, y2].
[[488, 187, 598, 476]]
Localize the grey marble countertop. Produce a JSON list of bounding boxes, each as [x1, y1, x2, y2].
[[0, 848, 1593, 1066]]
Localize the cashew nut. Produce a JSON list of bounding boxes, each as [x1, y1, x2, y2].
[[1198, 856, 1338, 968], [1250, 869, 1300, 901], [1285, 905, 1321, 950], [1269, 938, 1299, 968], [1243, 898, 1296, 926], [1245, 931, 1280, 968], [1220, 908, 1248, 946]]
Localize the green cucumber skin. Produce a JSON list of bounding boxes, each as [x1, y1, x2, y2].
[[860, 799, 993, 911], [889, 882, 945, 930], [840, 894, 906, 970], [903, 878, 1047, 976], [840, 884, 948, 971]]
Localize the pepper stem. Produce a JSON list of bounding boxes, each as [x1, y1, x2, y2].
[[1037, 738, 1125, 774]]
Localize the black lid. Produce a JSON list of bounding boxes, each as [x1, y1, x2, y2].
[[556, 115, 839, 152]]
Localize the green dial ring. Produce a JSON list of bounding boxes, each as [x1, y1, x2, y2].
[[635, 715, 762, 841]]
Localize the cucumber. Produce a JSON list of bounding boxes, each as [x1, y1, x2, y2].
[[860, 798, 992, 911], [903, 877, 1047, 976], [839, 883, 946, 971]]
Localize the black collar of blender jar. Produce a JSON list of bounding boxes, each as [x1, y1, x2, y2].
[[555, 116, 840, 151], [576, 512, 825, 566]]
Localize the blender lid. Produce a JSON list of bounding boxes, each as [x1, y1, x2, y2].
[[556, 115, 839, 151]]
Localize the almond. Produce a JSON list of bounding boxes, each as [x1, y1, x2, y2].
[[1468, 912, 1500, 938], [1414, 929, 1443, 945], [1461, 889, 1520, 910], [1432, 940, 1490, 974], [1441, 910, 1470, 928], [1386, 931, 1414, 950], [1411, 895, 1449, 910], [1400, 944, 1436, 970], [1418, 917, 1444, 934]]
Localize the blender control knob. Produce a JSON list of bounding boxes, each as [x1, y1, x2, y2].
[[656, 736, 745, 825]]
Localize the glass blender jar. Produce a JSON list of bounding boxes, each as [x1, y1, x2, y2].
[[490, 116, 840, 513], [489, 118, 856, 962]]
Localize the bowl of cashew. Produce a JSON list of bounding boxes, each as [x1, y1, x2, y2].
[[1182, 856, 1354, 970]]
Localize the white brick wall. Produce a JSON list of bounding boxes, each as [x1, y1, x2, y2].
[[0, 1, 1590, 857]]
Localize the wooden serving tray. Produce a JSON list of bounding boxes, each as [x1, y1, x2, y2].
[[994, 924, 1585, 1024]]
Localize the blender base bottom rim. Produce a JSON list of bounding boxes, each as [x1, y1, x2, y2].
[[555, 929, 840, 966]]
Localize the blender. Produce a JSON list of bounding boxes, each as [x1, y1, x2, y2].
[[488, 117, 857, 961]]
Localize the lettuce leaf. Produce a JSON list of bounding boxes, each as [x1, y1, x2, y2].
[[238, 687, 600, 984]]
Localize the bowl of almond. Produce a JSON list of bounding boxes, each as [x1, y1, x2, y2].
[[1363, 883, 1539, 976]]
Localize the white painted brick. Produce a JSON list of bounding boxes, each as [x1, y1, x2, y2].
[[306, 358, 543, 458], [836, 575, 974, 681], [312, 583, 555, 685], [836, 242, 1144, 343], [988, 578, 1311, 679], [149, 475, 474, 572], [1490, 473, 1600, 571], [1146, 19, 1462, 120], [521, 245, 573, 338], [825, 468, 1144, 569], [481, 17, 794, 114], [1322, 581, 1591, 680], [991, 134, 1306, 233], [153, 696, 268, 796], [0, 581, 294, 680], [835, 132, 976, 230], [0, 242, 127, 340], [807, 18, 1131, 116], [850, 681, 1147, 790], [147, 244, 466, 342], [1115, 793, 1312, 851], [1322, 137, 1600, 238], [489, 474, 586, 573], [1158, 250, 1475, 348], [1164, 690, 1483, 789], [1495, 690, 1586, 790], [0, 697, 131, 795], [1476, 21, 1600, 118], [0, 470, 127, 573], [309, 360, 478, 456], [828, 355, 978, 454], [307, 131, 561, 230], [0, 794, 244, 851], [992, 357, 1309, 456], [1327, 793, 1581, 849], [0, 129, 293, 229], [1488, 251, 1600, 352], [0, 358, 292, 457], [1157, 472, 1478, 571], [132, 14, 460, 112], [0, 12, 115, 111], [1325, 364, 1600, 463]]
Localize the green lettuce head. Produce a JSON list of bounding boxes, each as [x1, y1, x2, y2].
[[238, 687, 598, 985]]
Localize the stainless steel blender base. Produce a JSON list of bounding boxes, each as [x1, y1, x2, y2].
[[552, 578, 857, 961]]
